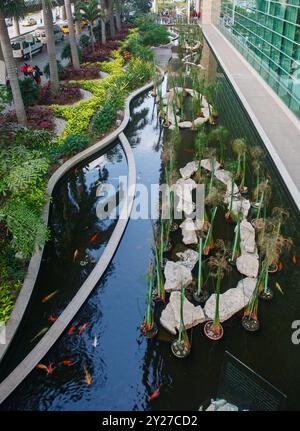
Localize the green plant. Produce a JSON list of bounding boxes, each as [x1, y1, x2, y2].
[[61, 42, 82, 64], [54, 134, 89, 158], [43, 61, 66, 81], [0, 199, 49, 259], [92, 101, 117, 136], [0, 85, 11, 113], [79, 34, 90, 49], [17, 78, 40, 107]]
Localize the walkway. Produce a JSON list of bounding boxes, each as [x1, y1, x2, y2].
[[203, 24, 300, 212]]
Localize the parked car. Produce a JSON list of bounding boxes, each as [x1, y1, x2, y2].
[[21, 17, 37, 27], [5, 18, 12, 27], [34, 25, 64, 44], [11, 34, 43, 59], [60, 21, 71, 33]]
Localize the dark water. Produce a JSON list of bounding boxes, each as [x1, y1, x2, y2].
[[1, 46, 300, 410]]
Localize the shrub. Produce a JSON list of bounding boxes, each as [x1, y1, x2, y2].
[[79, 34, 90, 48], [40, 82, 81, 105], [64, 64, 100, 80], [53, 134, 89, 158], [43, 60, 66, 80], [0, 106, 55, 131], [124, 34, 154, 62], [26, 106, 55, 131], [125, 58, 155, 90], [14, 128, 56, 152], [61, 42, 82, 63], [18, 78, 40, 107], [0, 199, 49, 259], [92, 101, 117, 136]]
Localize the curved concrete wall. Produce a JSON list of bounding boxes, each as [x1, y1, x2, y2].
[[0, 81, 158, 404]]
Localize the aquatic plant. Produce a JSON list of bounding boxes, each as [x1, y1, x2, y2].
[[171, 286, 191, 358], [232, 138, 247, 192], [204, 241, 232, 339], [252, 179, 272, 223], [193, 235, 209, 303], [203, 186, 225, 255], [140, 260, 158, 338], [250, 146, 265, 190], [207, 126, 230, 167], [229, 210, 242, 264]]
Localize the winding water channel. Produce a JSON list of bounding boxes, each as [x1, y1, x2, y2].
[[1, 41, 300, 411]]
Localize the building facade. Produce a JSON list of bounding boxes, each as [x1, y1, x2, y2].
[[204, 0, 300, 119]]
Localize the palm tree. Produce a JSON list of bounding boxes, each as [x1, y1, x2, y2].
[[65, 0, 80, 69], [115, 0, 122, 31], [104, 0, 115, 38], [42, 0, 59, 90], [0, 1, 27, 125], [80, 0, 102, 53]]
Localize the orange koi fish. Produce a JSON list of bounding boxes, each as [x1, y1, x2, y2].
[[68, 321, 80, 335], [42, 290, 58, 303], [149, 386, 161, 401], [89, 232, 99, 243], [73, 249, 79, 262], [60, 360, 75, 367], [183, 148, 193, 153], [36, 363, 49, 373], [293, 255, 297, 265], [48, 315, 57, 322], [78, 322, 89, 335], [279, 261, 283, 271], [84, 366, 92, 385]]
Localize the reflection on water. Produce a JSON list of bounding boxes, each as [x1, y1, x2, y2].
[[1, 44, 300, 411]]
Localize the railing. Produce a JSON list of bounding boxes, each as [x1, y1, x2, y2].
[[218, 19, 300, 120]]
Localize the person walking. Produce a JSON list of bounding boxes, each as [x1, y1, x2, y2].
[[33, 65, 42, 84], [20, 63, 29, 77]]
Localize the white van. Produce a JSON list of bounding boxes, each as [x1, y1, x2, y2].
[[34, 25, 64, 44], [11, 34, 43, 59]]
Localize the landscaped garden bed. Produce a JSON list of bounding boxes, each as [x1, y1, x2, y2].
[[0, 15, 164, 323]]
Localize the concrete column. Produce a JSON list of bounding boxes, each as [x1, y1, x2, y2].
[[153, 0, 159, 13], [202, 0, 221, 25], [195, 0, 201, 13], [12, 17, 20, 36], [60, 5, 66, 21]]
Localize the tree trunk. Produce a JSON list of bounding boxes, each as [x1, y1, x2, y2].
[[115, 12, 121, 31], [0, 12, 26, 125], [12, 17, 20, 37], [64, 0, 80, 69], [101, 18, 106, 44], [110, 15, 115, 38], [74, 2, 82, 36], [42, 0, 59, 90], [90, 23, 95, 53], [115, 0, 122, 31]]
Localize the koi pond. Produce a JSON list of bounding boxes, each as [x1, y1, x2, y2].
[[1, 32, 300, 411]]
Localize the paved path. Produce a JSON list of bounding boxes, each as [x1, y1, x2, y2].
[[203, 24, 300, 211]]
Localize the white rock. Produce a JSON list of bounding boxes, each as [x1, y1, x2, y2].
[[175, 178, 196, 217], [179, 161, 199, 179], [201, 158, 221, 173], [160, 302, 177, 335], [178, 121, 193, 129], [194, 116, 208, 126], [180, 218, 198, 245], [236, 254, 259, 278], [169, 291, 206, 330], [230, 197, 251, 219], [240, 220, 256, 254], [204, 277, 257, 322], [176, 249, 199, 270], [164, 260, 193, 292]]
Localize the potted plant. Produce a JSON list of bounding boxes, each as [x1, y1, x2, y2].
[[251, 179, 272, 229], [171, 286, 191, 358], [207, 126, 230, 167], [232, 138, 247, 193], [140, 261, 158, 338], [193, 235, 210, 304], [204, 241, 232, 340], [203, 186, 225, 255]]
